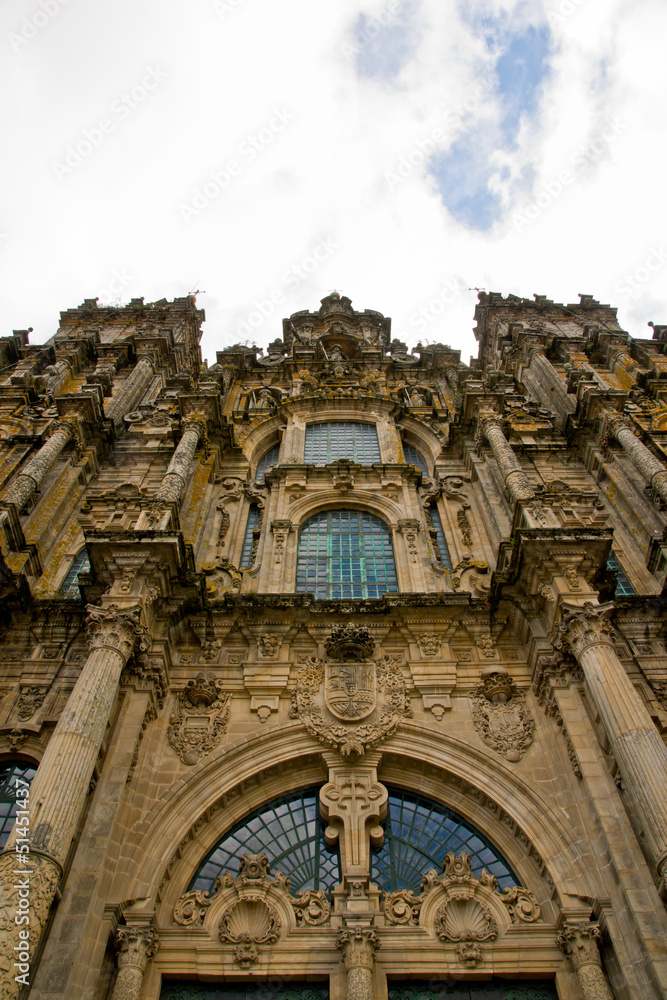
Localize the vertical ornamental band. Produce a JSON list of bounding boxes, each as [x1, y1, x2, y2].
[[0, 605, 147, 1000], [110, 925, 160, 1000], [556, 603, 667, 894]]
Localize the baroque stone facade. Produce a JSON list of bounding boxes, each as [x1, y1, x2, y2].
[[0, 291, 665, 999]]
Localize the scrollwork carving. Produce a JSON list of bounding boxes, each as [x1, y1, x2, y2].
[[470, 676, 535, 762], [167, 672, 231, 765]]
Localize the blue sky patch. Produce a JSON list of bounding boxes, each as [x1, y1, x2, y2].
[[351, 3, 421, 82], [429, 11, 552, 231]]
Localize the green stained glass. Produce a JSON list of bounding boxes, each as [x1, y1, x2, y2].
[[60, 549, 90, 598], [304, 422, 380, 464], [161, 987, 328, 999], [296, 509, 398, 599], [606, 552, 635, 595], [388, 984, 557, 999]]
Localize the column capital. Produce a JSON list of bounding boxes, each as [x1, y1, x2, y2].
[[336, 925, 380, 971], [554, 602, 616, 659], [85, 604, 148, 662], [115, 924, 160, 972], [557, 920, 603, 970]]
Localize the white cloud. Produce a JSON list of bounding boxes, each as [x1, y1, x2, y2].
[[0, 0, 664, 365]]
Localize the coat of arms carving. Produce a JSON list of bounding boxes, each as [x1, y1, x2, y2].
[[168, 671, 231, 766], [470, 673, 534, 762], [291, 649, 410, 757]]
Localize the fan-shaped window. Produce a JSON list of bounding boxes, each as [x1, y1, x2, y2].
[[428, 505, 453, 572], [240, 504, 261, 569], [0, 760, 37, 849], [190, 786, 517, 896], [403, 444, 428, 476], [304, 422, 380, 465], [255, 444, 280, 483], [60, 549, 90, 598], [296, 509, 398, 599]]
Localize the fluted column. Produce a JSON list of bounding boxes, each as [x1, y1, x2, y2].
[[607, 413, 667, 506], [0, 605, 147, 999], [479, 412, 535, 501], [110, 925, 159, 1000], [155, 416, 206, 504], [557, 921, 614, 1000], [556, 603, 667, 893], [105, 357, 155, 427], [336, 926, 380, 1000], [0, 418, 77, 512], [523, 348, 575, 430], [43, 359, 71, 398]]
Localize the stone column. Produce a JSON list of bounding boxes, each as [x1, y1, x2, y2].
[[556, 603, 667, 893], [43, 359, 72, 398], [0, 418, 77, 512], [110, 925, 160, 1000], [105, 357, 155, 427], [523, 348, 576, 430], [155, 416, 206, 504], [0, 605, 147, 999], [479, 413, 535, 501], [557, 921, 614, 1000], [607, 413, 667, 506], [336, 926, 380, 1000]]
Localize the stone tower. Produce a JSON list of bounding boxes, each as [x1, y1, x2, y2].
[[0, 290, 665, 1000]]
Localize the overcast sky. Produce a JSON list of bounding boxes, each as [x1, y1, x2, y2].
[[1, 0, 665, 365]]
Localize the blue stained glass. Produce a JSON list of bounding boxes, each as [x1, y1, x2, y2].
[[255, 444, 280, 482], [304, 422, 380, 464], [296, 509, 398, 599], [0, 761, 36, 849], [403, 444, 428, 475], [428, 505, 453, 572], [606, 552, 635, 595], [240, 504, 261, 569]]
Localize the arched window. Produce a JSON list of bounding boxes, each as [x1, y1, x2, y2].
[[296, 510, 398, 599], [607, 552, 635, 596], [427, 505, 453, 572], [304, 422, 380, 465], [60, 549, 90, 598], [0, 760, 37, 849], [255, 444, 280, 483], [189, 785, 517, 896], [403, 444, 428, 476]]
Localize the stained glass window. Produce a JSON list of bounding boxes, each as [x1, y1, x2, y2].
[[256, 444, 280, 482], [60, 549, 90, 598], [387, 981, 557, 999], [296, 509, 398, 600], [240, 505, 261, 569], [403, 445, 428, 476], [161, 986, 328, 1000], [190, 787, 516, 896], [304, 423, 380, 465], [0, 760, 36, 849], [606, 552, 635, 596], [427, 505, 453, 572], [190, 788, 340, 894]]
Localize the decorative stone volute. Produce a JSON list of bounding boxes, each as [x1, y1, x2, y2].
[[555, 602, 616, 659], [336, 925, 380, 1000], [85, 604, 147, 663], [557, 920, 614, 1000], [111, 925, 160, 1000]]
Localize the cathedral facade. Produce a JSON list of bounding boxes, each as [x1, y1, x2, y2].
[[0, 290, 665, 1000]]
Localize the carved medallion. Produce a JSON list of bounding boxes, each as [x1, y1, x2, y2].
[[470, 675, 535, 762], [167, 672, 231, 765], [291, 654, 410, 757]]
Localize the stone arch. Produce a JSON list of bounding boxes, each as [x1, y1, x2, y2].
[[398, 415, 444, 468], [114, 724, 600, 924]]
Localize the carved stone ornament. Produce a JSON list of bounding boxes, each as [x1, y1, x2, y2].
[[85, 604, 148, 664], [290, 652, 410, 757], [435, 896, 498, 967], [111, 925, 160, 1000], [470, 675, 535, 762], [554, 602, 616, 660], [418, 633, 441, 656], [16, 685, 49, 720], [324, 622, 375, 661], [173, 852, 330, 934], [167, 672, 231, 765], [557, 920, 614, 1000], [258, 633, 281, 657], [219, 898, 281, 967]]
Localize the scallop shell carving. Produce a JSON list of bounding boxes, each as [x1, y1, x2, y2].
[[435, 896, 498, 943], [219, 898, 281, 967]]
